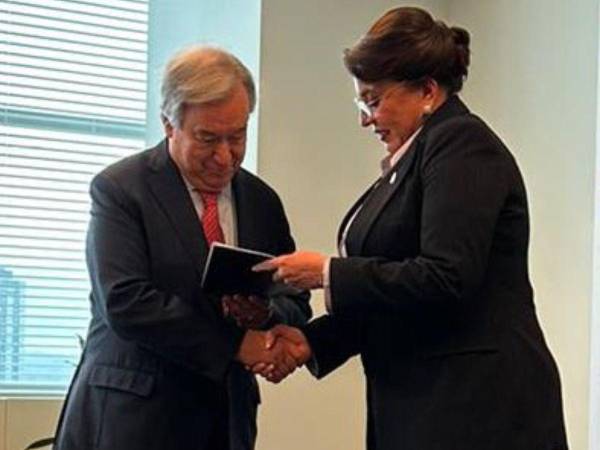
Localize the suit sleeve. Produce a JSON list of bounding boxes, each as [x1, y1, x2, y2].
[[329, 118, 512, 316], [261, 191, 312, 329], [300, 313, 363, 378], [87, 173, 243, 383]]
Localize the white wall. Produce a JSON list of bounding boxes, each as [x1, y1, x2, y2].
[[443, 1, 598, 449], [590, 2, 600, 447], [592, 3, 600, 441]]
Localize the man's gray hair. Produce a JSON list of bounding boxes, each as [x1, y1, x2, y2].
[[160, 46, 256, 128]]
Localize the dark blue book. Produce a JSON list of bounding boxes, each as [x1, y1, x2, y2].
[[201, 242, 284, 297]]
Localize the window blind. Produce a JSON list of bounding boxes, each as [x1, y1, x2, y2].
[[0, 0, 148, 394]]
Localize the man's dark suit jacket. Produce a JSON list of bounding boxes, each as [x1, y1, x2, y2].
[[53, 140, 311, 450], [304, 96, 568, 450]]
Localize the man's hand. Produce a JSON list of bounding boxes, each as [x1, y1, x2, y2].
[[222, 294, 271, 329], [250, 325, 312, 383], [265, 325, 312, 365], [236, 330, 298, 383], [252, 251, 327, 291]]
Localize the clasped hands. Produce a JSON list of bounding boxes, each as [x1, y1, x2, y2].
[[226, 251, 326, 383], [223, 295, 311, 383], [237, 325, 312, 383]]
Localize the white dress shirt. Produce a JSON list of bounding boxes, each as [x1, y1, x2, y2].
[[182, 178, 238, 246]]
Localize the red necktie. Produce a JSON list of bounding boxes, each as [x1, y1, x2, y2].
[[200, 192, 225, 246]]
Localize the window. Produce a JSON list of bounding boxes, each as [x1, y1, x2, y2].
[[0, 0, 149, 394]]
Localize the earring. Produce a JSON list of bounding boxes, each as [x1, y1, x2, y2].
[[423, 104, 432, 114]]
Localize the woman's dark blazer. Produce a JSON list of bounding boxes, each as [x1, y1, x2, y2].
[[303, 96, 568, 450]]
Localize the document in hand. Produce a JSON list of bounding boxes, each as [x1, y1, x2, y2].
[[201, 242, 280, 296]]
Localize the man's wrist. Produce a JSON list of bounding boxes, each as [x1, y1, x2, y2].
[[236, 329, 263, 364], [258, 306, 277, 330]]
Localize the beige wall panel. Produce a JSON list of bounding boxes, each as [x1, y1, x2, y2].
[[0, 400, 6, 450], [257, 1, 445, 449], [447, 2, 598, 449], [5, 399, 61, 450]]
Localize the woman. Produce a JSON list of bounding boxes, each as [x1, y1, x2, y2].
[[256, 6, 568, 450]]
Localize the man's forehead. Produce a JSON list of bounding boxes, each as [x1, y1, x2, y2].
[[181, 100, 249, 132], [193, 125, 247, 135]]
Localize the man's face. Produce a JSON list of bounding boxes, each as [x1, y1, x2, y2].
[[166, 82, 250, 193]]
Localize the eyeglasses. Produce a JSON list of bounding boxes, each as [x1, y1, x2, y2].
[[353, 84, 401, 119]]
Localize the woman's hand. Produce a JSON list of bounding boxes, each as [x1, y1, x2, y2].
[[253, 251, 327, 291]]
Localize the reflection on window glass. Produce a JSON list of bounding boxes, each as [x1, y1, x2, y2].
[[0, 0, 149, 394]]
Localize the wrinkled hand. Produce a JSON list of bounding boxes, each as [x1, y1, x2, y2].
[[251, 325, 312, 383], [223, 294, 271, 329], [253, 251, 327, 291], [236, 330, 298, 383]]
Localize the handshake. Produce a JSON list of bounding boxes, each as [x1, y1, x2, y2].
[[236, 325, 312, 383], [223, 291, 314, 384]]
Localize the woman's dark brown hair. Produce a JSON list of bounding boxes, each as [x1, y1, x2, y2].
[[343, 7, 470, 94]]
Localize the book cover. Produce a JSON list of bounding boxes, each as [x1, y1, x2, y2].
[[201, 242, 280, 296]]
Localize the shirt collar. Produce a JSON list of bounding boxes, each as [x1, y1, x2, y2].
[[380, 126, 422, 175], [181, 176, 232, 201]]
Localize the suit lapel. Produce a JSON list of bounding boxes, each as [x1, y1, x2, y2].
[[341, 95, 470, 256], [345, 143, 419, 255], [230, 170, 276, 254], [146, 140, 209, 278], [231, 171, 256, 249], [337, 177, 380, 247]]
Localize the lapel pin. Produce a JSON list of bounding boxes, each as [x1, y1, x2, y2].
[[389, 171, 397, 184]]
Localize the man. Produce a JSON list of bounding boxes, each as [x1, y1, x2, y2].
[[53, 46, 311, 450]]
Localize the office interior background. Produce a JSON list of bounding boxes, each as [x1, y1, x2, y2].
[[0, 0, 599, 449]]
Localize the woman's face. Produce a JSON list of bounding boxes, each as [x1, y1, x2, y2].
[[354, 78, 430, 155]]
